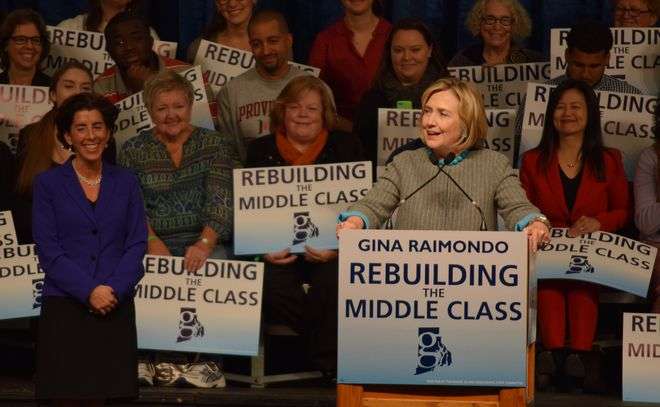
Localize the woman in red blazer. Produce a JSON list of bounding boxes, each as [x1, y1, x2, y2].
[[520, 79, 630, 391]]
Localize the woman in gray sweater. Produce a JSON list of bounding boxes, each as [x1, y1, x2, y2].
[[337, 77, 550, 250]]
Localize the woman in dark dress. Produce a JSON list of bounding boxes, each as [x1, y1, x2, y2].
[[33, 93, 147, 405]]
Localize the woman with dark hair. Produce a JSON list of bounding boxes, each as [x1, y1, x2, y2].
[[633, 98, 660, 312], [354, 18, 449, 166], [449, 0, 543, 67], [33, 92, 146, 403], [186, 0, 256, 62], [0, 9, 51, 85], [520, 79, 630, 391], [308, 0, 391, 131], [57, 0, 159, 39], [13, 61, 115, 244]]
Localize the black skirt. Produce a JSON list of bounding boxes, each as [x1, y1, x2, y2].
[[36, 296, 138, 400]]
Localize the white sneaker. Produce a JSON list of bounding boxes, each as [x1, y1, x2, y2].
[[181, 362, 226, 388], [138, 362, 155, 386]]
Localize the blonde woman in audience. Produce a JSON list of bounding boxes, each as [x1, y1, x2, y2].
[[186, 0, 256, 62], [612, 0, 659, 27], [449, 0, 543, 67]]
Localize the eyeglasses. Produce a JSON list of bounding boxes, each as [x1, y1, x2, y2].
[[10, 36, 43, 46], [481, 15, 514, 27], [614, 6, 651, 17]]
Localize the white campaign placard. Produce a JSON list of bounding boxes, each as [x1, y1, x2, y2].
[[623, 313, 660, 403], [0, 85, 53, 152], [521, 82, 657, 178], [0, 211, 16, 248], [233, 162, 372, 255], [449, 62, 551, 109], [46, 26, 183, 79], [338, 230, 528, 386], [536, 228, 657, 297], [113, 65, 214, 150], [135, 255, 264, 355], [550, 27, 659, 94], [0, 243, 43, 320], [194, 39, 320, 94], [376, 108, 516, 173]]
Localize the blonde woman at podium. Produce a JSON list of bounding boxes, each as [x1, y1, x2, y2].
[[337, 77, 550, 252]]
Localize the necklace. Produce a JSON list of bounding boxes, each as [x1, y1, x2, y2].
[[73, 160, 102, 187], [566, 161, 578, 169]]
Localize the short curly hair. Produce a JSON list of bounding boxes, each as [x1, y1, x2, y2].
[[465, 0, 533, 42], [56, 93, 119, 149]]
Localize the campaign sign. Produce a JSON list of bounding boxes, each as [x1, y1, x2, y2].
[[194, 39, 320, 94], [550, 27, 659, 94], [338, 230, 528, 386], [234, 162, 372, 255], [449, 62, 551, 109], [536, 228, 656, 297], [0, 85, 53, 152], [623, 313, 660, 403], [46, 26, 182, 79], [113, 65, 214, 150], [135, 255, 264, 355], [377, 108, 515, 172], [521, 83, 657, 178], [0, 244, 43, 320], [0, 211, 17, 248]]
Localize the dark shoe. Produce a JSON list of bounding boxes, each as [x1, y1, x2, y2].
[[581, 351, 606, 394], [564, 353, 586, 378], [535, 350, 556, 392]]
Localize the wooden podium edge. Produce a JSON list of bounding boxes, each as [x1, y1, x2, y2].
[[337, 343, 535, 407]]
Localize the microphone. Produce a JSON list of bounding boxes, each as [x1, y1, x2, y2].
[[439, 165, 488, 231], [384, 152, 455, 229]]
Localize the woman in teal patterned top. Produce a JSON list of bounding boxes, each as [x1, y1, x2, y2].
[[119, 70, 239, 271]]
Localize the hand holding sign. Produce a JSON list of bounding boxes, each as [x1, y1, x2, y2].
[[264, 248, 298, 266], [567, 216, 601, 238], [303, 245, 338, 263]]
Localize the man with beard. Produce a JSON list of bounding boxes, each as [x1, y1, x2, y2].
[[216, 10, 309, 163]]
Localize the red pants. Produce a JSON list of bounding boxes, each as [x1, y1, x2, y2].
[[538, 280, 599, 351]]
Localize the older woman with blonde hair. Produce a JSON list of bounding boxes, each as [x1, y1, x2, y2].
[[449, 0, 543, 67], [245, 75, 365, 377], [119, 70, 239, 271], [338, 78, 550, 252], [612, 0, 659, 27]]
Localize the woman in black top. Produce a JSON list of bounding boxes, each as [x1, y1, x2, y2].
[[0, 9, 51, 86]]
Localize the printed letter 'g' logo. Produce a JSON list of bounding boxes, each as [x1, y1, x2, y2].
[[177, 307, 205, 343], [566, 255, 594, 274], [415, 327, 452, 375], [292, 211, 319, 245]]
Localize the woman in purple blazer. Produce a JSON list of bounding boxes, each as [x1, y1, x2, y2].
[[32, 93, 147, 404]]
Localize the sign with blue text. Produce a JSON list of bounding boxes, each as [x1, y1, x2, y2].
[[521, 83, 657, 178], [194, 39, 320, 95], [233, 162, 372, 255], [0, 242, 43, 320], [338, 229, 528, 386], [135, 255, 264, 355], [449, 62, 551, 109], [0, 211, 16, 248], [0, 85, 53, 152], [623, 313, 660, 403], [550, 27, 659, 94], [536, 229, 656, 297]]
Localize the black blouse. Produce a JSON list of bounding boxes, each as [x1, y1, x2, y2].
[[559, 167, 583, 211]]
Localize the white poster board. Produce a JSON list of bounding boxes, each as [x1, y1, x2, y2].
[[0, 85, 53, 152], [623, 313, 660, 402]]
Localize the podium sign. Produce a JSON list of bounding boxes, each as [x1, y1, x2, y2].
[[338, 230, 528, 386]]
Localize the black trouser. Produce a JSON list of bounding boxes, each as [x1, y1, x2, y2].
[[262, 257, 338, 372]]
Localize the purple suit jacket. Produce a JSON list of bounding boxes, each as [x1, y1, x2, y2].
[[32, 159, 147, 304]]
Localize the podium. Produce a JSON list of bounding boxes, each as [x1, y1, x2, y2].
[[336, 230, 536, 407]]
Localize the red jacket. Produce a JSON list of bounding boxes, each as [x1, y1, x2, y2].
[[520, 148, 630, 232]]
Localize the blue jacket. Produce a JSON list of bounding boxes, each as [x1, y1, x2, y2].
[[32, 159, 147, 304]]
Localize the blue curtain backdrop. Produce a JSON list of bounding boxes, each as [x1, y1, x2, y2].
[[1, 0, 617, 63]]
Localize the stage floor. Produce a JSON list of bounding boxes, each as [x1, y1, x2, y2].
[[1, 377, 659, 407]]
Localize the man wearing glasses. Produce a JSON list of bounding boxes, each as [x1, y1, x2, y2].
[[612, 0, 659, 27]]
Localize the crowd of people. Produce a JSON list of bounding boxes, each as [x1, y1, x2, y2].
[[0, 0, 658, 404]]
